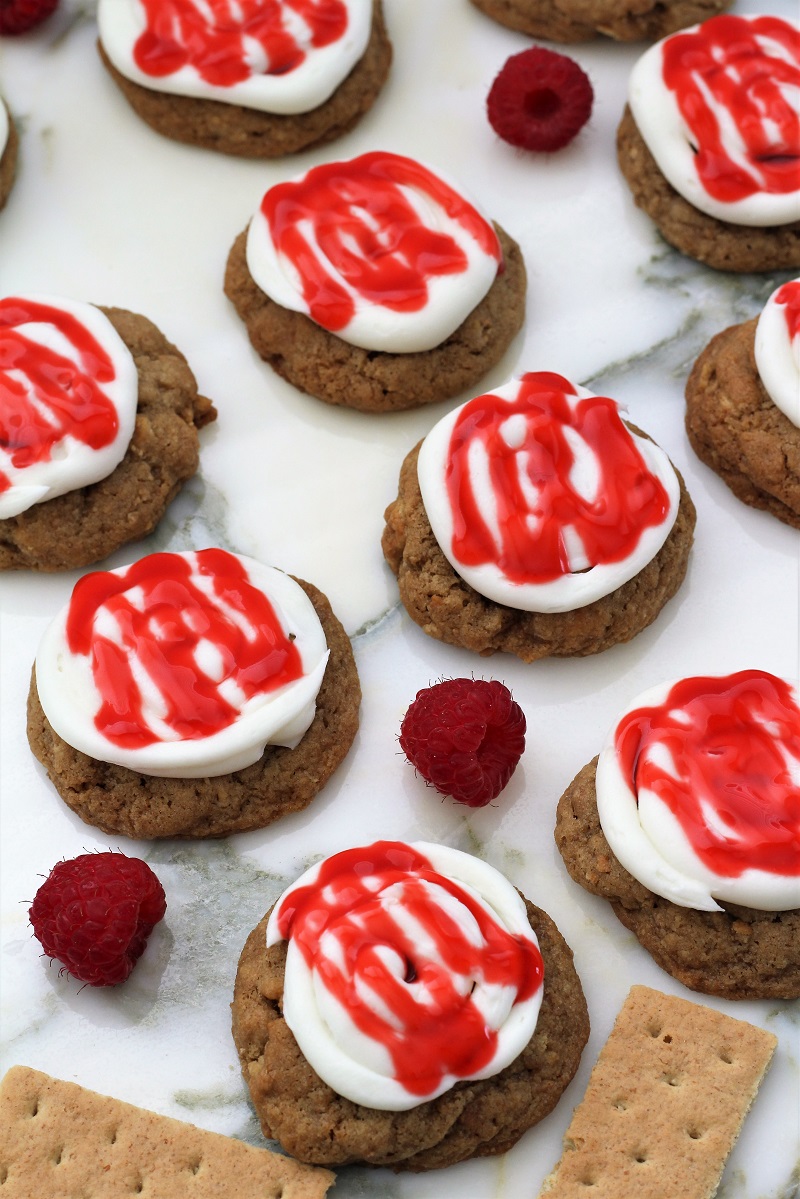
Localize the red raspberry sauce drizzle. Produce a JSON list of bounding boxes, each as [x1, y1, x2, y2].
[[445, 371, 671, 584], [661, 15, 800, 204], [774, 280, 800, 341], [275, 841, 543, 1097], [614, 671, 800, 879], [0, 296, 121, 497], [66, 550, 303, 749], [133, 0, 348, 86], [261, 152, 502, 333]]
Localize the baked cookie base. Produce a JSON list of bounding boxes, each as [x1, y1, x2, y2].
[[470, 0, 730, 42], [97, 1, 391, 159], [555, 757, 800, 1000], [0, 306, 216, 572], [685, 315, 800, 528], [381, 438, 695, 662], [26, 579, 361, 839], [232, 896, 589, 1171], [616, 106, 800, 273], [224, 225, 526, 413], [0, 100, 18, 211]]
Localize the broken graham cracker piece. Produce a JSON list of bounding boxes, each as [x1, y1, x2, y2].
[[538, 985, 777, 1199], [0, 1066, 334, 1199]]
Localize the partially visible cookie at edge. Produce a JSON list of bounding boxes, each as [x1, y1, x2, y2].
[[0, 98, 18, 211], [469, 0, 731, 44]]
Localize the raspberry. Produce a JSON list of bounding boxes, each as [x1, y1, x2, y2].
[[487, 47, 593, 152], [399, 678, 526, 807], [0, 0, 58, 35], [29, 852, 166, 987]]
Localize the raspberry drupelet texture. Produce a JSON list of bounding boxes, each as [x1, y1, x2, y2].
[[487, 47, 593, 152], [0, 0, 59, 35], [29, 852, 166, 986], [399, 678, 526, 807]]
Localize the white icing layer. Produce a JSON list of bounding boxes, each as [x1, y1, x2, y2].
[[97, 0, 372, 116], [417, 373, 680, 614], [266, 841, 543, 1111], [596, 675, 800, 913], [0, 295, 138, 520], [35, 550, 329, 778], [629, 15, 800, 227], [755, 278, 800, 428]]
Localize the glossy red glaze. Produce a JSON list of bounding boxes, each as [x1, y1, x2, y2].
[[774, 279, 800, 341]]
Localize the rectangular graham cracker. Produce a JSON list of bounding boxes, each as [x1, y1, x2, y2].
[[538, 985, 777, 1199], [0, 1066, 334, 1199]]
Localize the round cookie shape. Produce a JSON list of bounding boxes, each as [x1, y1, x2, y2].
[[595, 671, 800, 913], [0, 295, 138, 520], [0, 98, 17, 212], [0, 305, 216, 572], [27, 570, 361, 839], [97, 0, 392, 158], [232, 842, 589, 1170], [754, 277, 800, 428], [35, 550, 329, 778], [468, 0, 731, 44], [417, 371, 681, 614]]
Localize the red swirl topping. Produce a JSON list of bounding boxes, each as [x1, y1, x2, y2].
[[0, 296, 121, 498], [260, 151, 502, 333], [615, 671, 800, 879], [661, 15, 800, 204], [774, 279, 800, 341], [132, 0, 349, 85], [66, 550, 303, 749], [445, 371, 672, 583], [275, 841, 543, 1097]]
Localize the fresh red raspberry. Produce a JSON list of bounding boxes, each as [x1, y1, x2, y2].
[[0, 0, 58, 35], [29, 852, 166, 987], [399, 678, 526, 807], [487, 47, 593, 152]]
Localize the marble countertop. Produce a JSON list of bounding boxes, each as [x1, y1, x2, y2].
[[1, 2, 798, 1196]]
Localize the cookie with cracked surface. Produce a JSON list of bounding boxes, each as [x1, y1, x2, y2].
[[223, 224, 526, 413], [26, 579, 361, 839], [97, 2, 391, 159], [469, 0, 730, 43], [617, 106, 800, 273], [381, 438, 695, 662], [685, 314, 800, 528], [0, 306, 216, 572], [231, 895, 588, 1171], [0, 100, 17, 211], [555, 757, 800, 1000]]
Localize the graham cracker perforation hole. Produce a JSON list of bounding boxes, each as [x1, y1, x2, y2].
[[687, 1127, 704, 1141], [28, 1099, 40, 1118], [0, 1163, 8, 1184], [187, 1158, 202, 1176], [52, 1146, 63, 1166], [719, 1050, 733, 1064], [647, 1025, 661, 1038], [611, 1098, 628, 1110], [663, 1073, 681, 1087], [633, 1150, 649, 1164]]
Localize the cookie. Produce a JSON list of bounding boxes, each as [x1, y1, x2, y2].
[[27, 567, 361, 839], [382, 375, 695, 662], [0, 302, 216, 572], [617, 16, 800, 273], [0, 1065, 334, 1198], [97, 1, 391, 159], [0, 98, 18, 211], [538, 986, 777, 1198], [685, 285, 800, 528], [469, 0, 730, 44], [232, 841, 589, 1171]]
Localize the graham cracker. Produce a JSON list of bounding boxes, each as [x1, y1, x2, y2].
[[538, 985, 777, 1198], [0, 1066, 334, 1199]]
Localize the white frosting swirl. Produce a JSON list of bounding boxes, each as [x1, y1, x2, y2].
[[0, 295, 138, 520], [266, 841, 544, 1111], [97, 0, 373, 115], [0, 102, 8, 161], [35, 550, 329, 778], [754, 278, 800, 428]]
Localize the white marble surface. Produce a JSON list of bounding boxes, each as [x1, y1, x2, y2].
[[1, 2, 798, 1196]]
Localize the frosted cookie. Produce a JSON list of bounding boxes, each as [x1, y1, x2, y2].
[[0, 1065, 334, 1198], [685, 277, 800, 527], [0, 98, 18, 211], [538, 986, 777, 1199], [27, 549, 361, 839], [469, 0, 730, 44], [617, 14, 800, 272], [0, 296, 216, 572], [555, 669, 800, 999], [97, 0, 391, 158], [232, 840, 589, 1170], [224, 150, 526, 412], [382, 370, 695, 661]]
